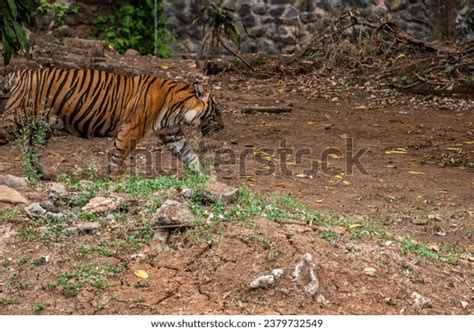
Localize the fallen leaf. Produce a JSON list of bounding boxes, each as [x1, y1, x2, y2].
[[245, 176, 256, 182], [446, 147, 463, 153], [354, 105, 367, 110], [160, 65, 169, 69], [306, 121, 317, 125], [408, 171, 425, 175], [385, 148, 407, 155], [134, 270, 149, 279], [315, 199, 324, 203], [342, 180, 351, 186], [339, 133, 349, 140], [328, 153, 341, 159], [275, 182, 285, 188], [463, 141, 474, 145], [348, 224, 362, 229]]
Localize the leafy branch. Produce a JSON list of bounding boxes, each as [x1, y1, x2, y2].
[[0, 0, 35, 64]]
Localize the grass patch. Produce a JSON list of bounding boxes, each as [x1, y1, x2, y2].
[[319, 230, 340, 245], [33, 303, 45, 313], [58, 264, 119, 297], [114, 172, 208, 196], [0, 210, 23, 221], [400, 238, 439, 261]]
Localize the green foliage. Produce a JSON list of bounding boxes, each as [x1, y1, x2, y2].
[[59, 264, 111, 297], [0, 0, 35, 64], [33, 302, 45, 313], [0, 209, 22, 221], [13, 109, 52, 185], [114, 172, 208, 196], [37, 0, 77, 26], [94, 0, 170, 57], [400, 238, 439, 260]]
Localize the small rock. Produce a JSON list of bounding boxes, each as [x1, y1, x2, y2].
[[411, 292, 432, 309], [25, 202, 63, 220], [0, 175, 29, 190], [124, 48, 140, 56], [39, 201, 59, 214], [293, 253, 319, 295], [460, 300, 468, 309], [155, 200, 196, 227], [316, 294, 329, 306], [82, 195, 123, 213], [249, 275, 275, 289], [181, 188, 193, 200], [0, 185, 28, 205], [65, 222, 101, 235], [152, 229, 170, 244], [411, 218, 428, 225], [271, 268, 284, 279], [363, 267, 377, 277], [49, 182, 67, 196], [428, 213, 443, 222], [201, 178, 239, 203], [25, 203, 47, 219], [33, 256, 49, 266]]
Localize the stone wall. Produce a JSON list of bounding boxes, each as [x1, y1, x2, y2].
[[164, 0, 473, 54]]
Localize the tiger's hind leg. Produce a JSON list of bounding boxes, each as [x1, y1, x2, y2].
[[155, 126, 202, 173]]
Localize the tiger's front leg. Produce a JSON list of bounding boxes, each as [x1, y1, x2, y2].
[[157, 126, 201, 173]]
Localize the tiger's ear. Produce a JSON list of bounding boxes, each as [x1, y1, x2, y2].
[[193, 82, 205, 99]]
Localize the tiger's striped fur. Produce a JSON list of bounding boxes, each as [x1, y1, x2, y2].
[[0, 68, 224, 176]]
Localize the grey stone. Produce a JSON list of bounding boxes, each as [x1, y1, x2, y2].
[[249, 274, 275, 289], [0, 175, 29, 190], [239, 4, 252, 16], [201, 179, 239, 203], [82, 195, 124, 213], [293, 253, 319, 295], [252, 5, 266, 15], [269, 6, 285, 17], [155, 200, 196, 227], [0, 185, 28, 205], [411, 292, 432, 309], [66, 222, 101, 235], [124, 48, 140, 57]]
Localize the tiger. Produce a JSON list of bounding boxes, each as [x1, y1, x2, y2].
[[0, 67, 224, 177]]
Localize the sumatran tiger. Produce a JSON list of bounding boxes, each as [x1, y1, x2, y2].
[[0, 67, 224, 177]]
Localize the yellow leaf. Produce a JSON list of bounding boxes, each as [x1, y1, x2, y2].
[[160, 65, 169, 69], [408, 171, 424, 175], [275, 182, 285, 188], [306, 121, 317, 125], [328, 153, 341, 159], [315, 199, 324, 203], [354, 105, 367, 110], [446, 147, 463, 153], [342, 180, 350, 186], [348, 224, 362, 229], [245, 176, 256, 182], [463, 141, 474, 145], [385, 148, 407, 155], [134, 270, 149, 279]]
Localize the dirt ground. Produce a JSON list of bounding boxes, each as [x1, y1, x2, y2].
[[0, 57, 473, 315]]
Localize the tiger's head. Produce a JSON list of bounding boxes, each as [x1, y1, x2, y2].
[[178, 82, 224, 136]]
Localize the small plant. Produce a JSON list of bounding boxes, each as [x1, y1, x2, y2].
[[194, 4, 253, 70], [94, 0, 169, 57], [33, 302, 45, 313], [319, 230, 339, 245], [13, 109, 52, 185], [400, 238, 439, 261], [0, 209, 22, 221], [59, 264, 108, 297]]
